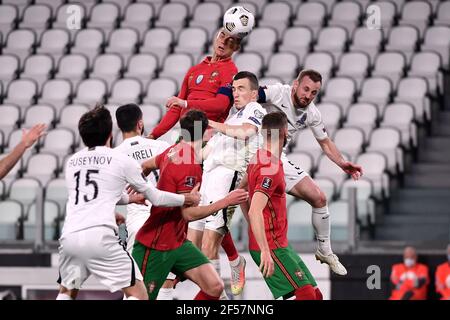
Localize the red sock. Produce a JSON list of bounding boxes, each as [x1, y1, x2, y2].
[[315, 287, 323, 300], [194, 291, 220, 300], [221, 232, 239, 262], [295, 285, 316, 300]]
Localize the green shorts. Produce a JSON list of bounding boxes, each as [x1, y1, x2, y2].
[[132, 240, 210, 299], [250, 245, 317, 299]]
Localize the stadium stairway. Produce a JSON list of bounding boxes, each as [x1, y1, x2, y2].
[[373, 107, 450, 247]]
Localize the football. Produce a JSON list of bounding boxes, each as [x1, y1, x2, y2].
[[223, 6, 255, 38]]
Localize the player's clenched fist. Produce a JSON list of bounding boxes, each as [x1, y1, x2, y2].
[[184, 183, 201, 207]]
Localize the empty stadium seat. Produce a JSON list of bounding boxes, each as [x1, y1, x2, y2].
[[333, 128, 365, 162], [53, 4, 87, 40], [399, 1, 432, 38], [174, 27, 208, 63], [90, 54, 124, 91], [421, 26, 450, 70], [159, 54, 193, 89], [329, 201, 349, 241], [155, 2, 189, 36], [317, 102, 342, 138], [314, 177, 336, 201], [143, 78, 178, 106], [87, 3, 120, 38], [337, 52, 370, 90], [121, 2, 154, 41], [409, 51, 443, 97], [357, 77, 393, 116], [21, 54, 54, 91], [287, 201, 314, 241], [341, 178, 376, 227], [0, 104, 20, 139], [39, 79, 72, 110], [23, 104, 56, 128], [141, 28, 174, 68], [3, 29, 36, 66], [244, 27, 278, 65], [55, 54, 89, 89], [36, 29, 70, 62], [24, 200, 60, 240], [0, 54, 19, 89], [278, 27, 312, 65], [329, 1, 362, 36], [349, 27, 383, 65], [0, 200, 23, 240], [8, 177, 42, 212], [315, 154, 348, 189], [303, 52, 334, 84], [259, 2, 292, 37], [73, 78, 107, 106], [189, 2, 222, 41], [372, 52, 406, 90], [124, 54, 158, 89], [105, 28, 139, 63], [0, 4, 18, 36], [23, 153, 59, 185], [141, 104, 163, 128], [344, 103, 378, 142], [321, 77, 356, 115], [71, 29, 105, 67], [2, 0, 31, 17], [356, 152, 390, 199], [394, 77, 430, 123], [0, 153, 22, 187], [265, 52, 298, 83], [19, 4, 52, 39], [234, 52, 264, 78], [381, 103, 417, 150], [59, 104, 89, 133], [293, 2, 326, 39], [292, 129, 323, 165], [109, 78, 142, 105], [34, 0, 64, 13], [40, 128, 75, 161], [4, 79, 38, 111], [372, 1, 397, 36], [385, 26, 419, 64], [434, 1, 450, 26], [367, 128, 403, 175]]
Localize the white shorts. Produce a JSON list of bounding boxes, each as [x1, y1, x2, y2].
[[281, 153, 309, 192], [126, 211, 150, 253], [189, 166, 242, 235], [58, 226, 143, 293]]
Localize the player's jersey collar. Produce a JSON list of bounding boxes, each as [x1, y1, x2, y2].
[[203, 56, 232, 65]]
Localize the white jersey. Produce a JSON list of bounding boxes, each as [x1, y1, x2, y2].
[[63, 146, 182, 236], [204, 101, 266, 173], [115, 136, 169, 221], [261, 83, 328, 151]]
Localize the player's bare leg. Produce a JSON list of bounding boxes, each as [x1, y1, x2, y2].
[[184, 263, 224, 300], [202, 229, 228, 299], [122, 280, 148, 300], [288, 176, 347, 275], [56, 286, 78, 300], [187, 228, 204, 248]]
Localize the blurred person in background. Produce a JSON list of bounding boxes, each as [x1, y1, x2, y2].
[[435, 244, 450, 300]]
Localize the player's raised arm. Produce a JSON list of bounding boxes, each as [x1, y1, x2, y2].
[[181, 188, 248, 222], [248, 191, 274, 278], [209, 120, 258, 140]]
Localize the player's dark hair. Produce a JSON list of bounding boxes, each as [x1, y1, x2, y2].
[[297, 69, 322, 84], [116, 103, 143, 133], [262, 112, 288, 139], [180, 110, 208, 142], [233, 71, 259, 90], [78, 104, 112, 148]]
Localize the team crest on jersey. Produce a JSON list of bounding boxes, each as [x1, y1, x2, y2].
[[236, 109, 244, 118], [209, 71, 219, 81], [195, 74, 204, 85], [261, 177, 272, 189], [148, 281, 156, 294], [254, 109, 264, 119], [296, 113, 307, 127], [185, 176, 196, 187]]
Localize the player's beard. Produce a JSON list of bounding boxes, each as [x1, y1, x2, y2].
[[293, 94, 308, 109]]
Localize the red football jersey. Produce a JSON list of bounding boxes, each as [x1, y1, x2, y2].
[[135, 142, 202, 250], [247, 149, 288, 251]]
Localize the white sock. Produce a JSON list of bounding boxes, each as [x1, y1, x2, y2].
[[211, 259, 228, 300], [156, 287, 174, 300], [229, 256, 241, 267], [312, 206, 332, 255], [56, 293, 73, 300]]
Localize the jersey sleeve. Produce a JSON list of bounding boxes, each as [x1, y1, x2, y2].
[[253, 165, 279, 198], [242, 103, 266, 130], [308, 106, 328, 141], [258, 83, 284, 104]]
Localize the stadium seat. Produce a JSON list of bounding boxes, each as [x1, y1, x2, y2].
[[244, 27, 278, 65], [344, 103, 378, 142], [293, 2, 327, 40], [189, 2, 222, 41], [336, 52, 370, 90], [0, 104, 20, 141], [356, 152, 389, 200], [8, 177, 42, 212], [36, 29, 70, 63], [328, 1, 362, 36], [172, 0, 200, 16], [303, 52, 334, 84], [421, 26, 450, 70], [315, 26, 349, 63], [2, 0, 31, 17], [434, 1, 450, 26], [340, 178, 376, 227], [19, 5, 52, 40], [0, 54, 19, 89], [381, 103, 417, 150], [321, 77, 356, 115], [317, 102, 342, 138], [373, 1, 397, 36], [0, 180, 5, 200], [3, 29, 36, 67], [141, 28, 174, 68], [105, 28, 139, 63], [124, 54, 158, 89], [159, 53, 193, 89], [278, 27, 312, 66], [90, 54, 124, 91], [24, 200, 60, 241], [385, 26, 419, 64], [39, 79, 72, 110], [349, 27, 383, 65], [357, 77, 393, 116], [409, 51, 443, 97], [204, 0, 233, 13], [23, 104, 56, 128], [59, 104, 90, 134], [4, 79, 38, 111], [287, 200, 314, 241], [399, 1, 432, 38], [71, 29, 105, 67], [0, 153, 22, 188], [143, 78, 178, 107], [105, 0, 131, 15], [34, 0, 64, 13], [67, 0, 96, 15], [5, 129, 33, 166], [329, 201, 349, 241], [73, 78, 107, 106], [121, 3, 154, 41], [367, 128, 403, 175], [259, 2, 292, 38], [174, 27, 208, 64], [292, 129, 323, 166], [315, 154, 349, 189], [155, 2, 189, 36], [108, 78, 142, 105], [286, 151, 314, 176], [0, 4, 18, 36], [21, 54, 54, 91], [55, 54, 89, 89], [265, 52, 299, 84], [0, 200, 23, 240], [234, 52, 264, 78], [333, 127, 364, 162], [394, 77, 430, 123], [40, 128, 75, 162], [23, 153, 59, 185], [141, 104, 163, 128], [53, 4, 87, 41], [87, 3, 120, 38], [136, 0, 165, 15], [372, 52, 406, 90]]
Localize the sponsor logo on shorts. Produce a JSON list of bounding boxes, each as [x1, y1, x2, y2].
[[262, 177, 272, 189], [185, 176, 196, 187]]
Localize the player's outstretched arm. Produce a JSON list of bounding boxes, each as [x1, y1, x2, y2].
[[209, 120, 258, 140], [248, 191, 274, 278], [0, 123, 47, 179], [317, 137, 363, 180], [141, 156, 158, 176], [181, 189, 248, 222]]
